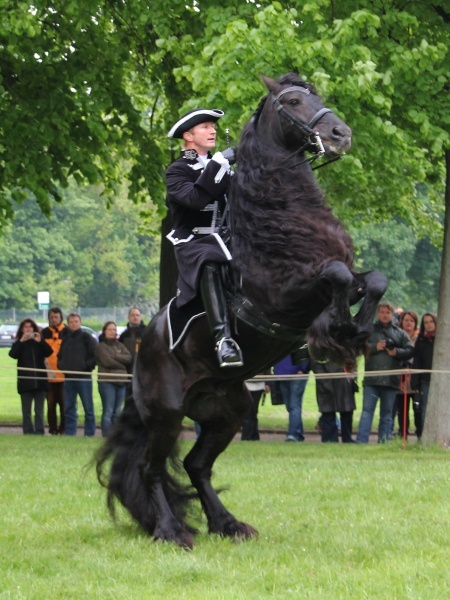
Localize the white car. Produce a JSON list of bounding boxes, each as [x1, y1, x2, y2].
[[0, 324, 19, 347]]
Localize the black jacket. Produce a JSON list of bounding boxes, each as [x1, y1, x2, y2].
[[364, 321, 414, 389], [165, 150, 230, 243], [57, 329, 97, 379], [412, 334, 435, 388], [165, 151, 232, 305], [118, 322, 146, 371], [311, 360, 356, 413], [9, 339, 53, 394]]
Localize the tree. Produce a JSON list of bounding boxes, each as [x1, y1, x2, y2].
[[422, 151, 450, 447], [0, 186, 160, 311]]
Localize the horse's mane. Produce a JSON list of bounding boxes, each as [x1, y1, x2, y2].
[[229, 73, 353, 304]]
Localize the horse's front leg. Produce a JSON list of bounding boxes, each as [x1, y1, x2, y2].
[[184, 384, 258, 541], [350, 270, 388, 333]]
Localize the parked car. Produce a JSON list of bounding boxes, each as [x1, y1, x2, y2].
[[81, 325, 99, 340], [0, 324, 19, 347]]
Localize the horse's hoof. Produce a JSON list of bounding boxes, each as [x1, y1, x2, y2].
[[210, 519, 259, 541], [153, 527, 195, 550]]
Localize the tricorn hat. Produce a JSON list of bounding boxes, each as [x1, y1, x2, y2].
[[167, 108, 224, 139]]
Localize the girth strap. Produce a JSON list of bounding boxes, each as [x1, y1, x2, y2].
[[232, 293, 306, 344]]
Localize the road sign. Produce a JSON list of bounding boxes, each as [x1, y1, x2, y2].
[[37, 291, 50, 310]]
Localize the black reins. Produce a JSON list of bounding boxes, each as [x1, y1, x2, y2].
[[272, 86, 341, 168]]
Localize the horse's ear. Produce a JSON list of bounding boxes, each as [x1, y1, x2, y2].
[[260, 74, 282, 95]]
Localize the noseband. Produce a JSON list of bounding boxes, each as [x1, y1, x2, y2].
[[272, 86, 337, 165]]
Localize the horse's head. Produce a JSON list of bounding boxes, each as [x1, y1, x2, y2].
[[261, 74, 352, 158]]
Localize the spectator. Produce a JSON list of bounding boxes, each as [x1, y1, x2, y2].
[[394, 310, 419, 438], [357, 302, 413, 443], [57, 313, 97, 436], [412, 312, 437, 438], [41, 307, 66, 435], [241, 376, 270, 441], [96, 321, 132, 436], [9, 318, 53, 435], [311, 359, 357, 443], [119, 307, 146, 373], [274, 355, 309, 442]]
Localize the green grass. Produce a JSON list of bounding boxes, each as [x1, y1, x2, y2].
[[0, 435, 449, 599], [1, 348, 381, 433]]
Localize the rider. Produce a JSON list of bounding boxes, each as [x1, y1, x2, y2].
[[166, 108, 243, 368]]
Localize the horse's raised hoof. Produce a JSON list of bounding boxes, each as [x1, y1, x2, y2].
[[210, 519, 259, 542], [153, 525, 195, 550]]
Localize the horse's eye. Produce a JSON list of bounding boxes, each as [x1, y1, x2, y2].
[[288, 99, 300, 106]]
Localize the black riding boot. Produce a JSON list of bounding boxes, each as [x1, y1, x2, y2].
[[200, 262, 243, 368]]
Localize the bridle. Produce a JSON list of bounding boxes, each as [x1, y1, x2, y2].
[[272, 86, 341, 168]]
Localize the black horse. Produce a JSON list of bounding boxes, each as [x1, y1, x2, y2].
[[96, 73, 387, 549]]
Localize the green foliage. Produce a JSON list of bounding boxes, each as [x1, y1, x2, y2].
[[168, 1, 449, 231], [350, 219, 441, 315], [0, 183, 160, 309], [1, 1, 448, 238]]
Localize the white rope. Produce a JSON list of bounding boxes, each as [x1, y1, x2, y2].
[[0, 364, 442, 383]]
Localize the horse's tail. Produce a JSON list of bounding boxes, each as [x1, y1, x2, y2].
[[95, 396, 197, 536]]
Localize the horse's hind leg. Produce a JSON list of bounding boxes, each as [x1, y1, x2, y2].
[[133, 355, 195, 548], [139, 423, 195, 549], [184, 383, 258, 541]]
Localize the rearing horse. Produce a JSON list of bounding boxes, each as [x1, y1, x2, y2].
[[96, 73, 387, 549]]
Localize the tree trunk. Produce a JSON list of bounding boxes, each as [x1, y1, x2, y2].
[[159, 212, 178, 309], [422, 149, 450, 447]]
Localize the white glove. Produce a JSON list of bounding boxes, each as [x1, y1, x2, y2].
[[211, 152, 231, 183]]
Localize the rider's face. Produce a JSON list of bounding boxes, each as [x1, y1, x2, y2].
[[183, 122, 217, 155]]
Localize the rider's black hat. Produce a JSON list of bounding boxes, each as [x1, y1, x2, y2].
[[167, 108, 224, 139]]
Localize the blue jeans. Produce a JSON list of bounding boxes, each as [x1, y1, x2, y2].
[[279, 379, 307, 441], [98, 382, 126, 436], [64, 379, 96, 436], [357, 385, 397, 443]]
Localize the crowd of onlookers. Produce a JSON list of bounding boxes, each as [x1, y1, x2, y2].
[[241, 301, 436, 444], [7, 301, 436, 442], [8, 307, 145, 437]]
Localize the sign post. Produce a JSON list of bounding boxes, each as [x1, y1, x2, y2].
[[37, 291, 50, 320]]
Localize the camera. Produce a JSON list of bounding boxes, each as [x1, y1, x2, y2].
[[28, 333, 36, 339], [384, 337, 396, 350]]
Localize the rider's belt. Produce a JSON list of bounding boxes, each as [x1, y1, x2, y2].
[[192, 226, 219, 234]]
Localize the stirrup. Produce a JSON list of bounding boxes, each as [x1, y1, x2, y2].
[[216, 337, 244, 368]]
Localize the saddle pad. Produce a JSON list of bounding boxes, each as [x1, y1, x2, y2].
[[167, 296, 206, 350]]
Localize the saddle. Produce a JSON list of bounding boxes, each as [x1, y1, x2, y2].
[[167, 289, 305, 351], [167, 296, 206, 350]]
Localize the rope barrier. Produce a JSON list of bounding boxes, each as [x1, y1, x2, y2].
[[0, 364, 443, 382]]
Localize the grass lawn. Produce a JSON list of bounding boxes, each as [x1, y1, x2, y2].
[[0, 348, 395, 434], [0, 435, 449, 599]]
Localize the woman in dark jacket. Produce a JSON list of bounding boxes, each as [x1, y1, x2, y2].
[[412, 313, 437, 437], [9, 318, 53, 434], [311, 359, 357, 443]]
